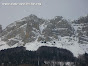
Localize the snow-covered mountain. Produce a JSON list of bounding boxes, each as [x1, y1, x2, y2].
[[0, 14, 88, 57]]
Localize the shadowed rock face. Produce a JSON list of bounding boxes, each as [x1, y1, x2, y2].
[[0, 14, 73, 46]]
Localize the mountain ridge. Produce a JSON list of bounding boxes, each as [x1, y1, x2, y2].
[[0, 14, 88, 57]]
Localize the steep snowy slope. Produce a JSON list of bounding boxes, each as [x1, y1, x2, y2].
[[0, 38, 10, 50]]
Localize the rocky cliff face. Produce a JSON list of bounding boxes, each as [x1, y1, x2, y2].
[[72, 15, 88, 44], [0, 14, 73, 46]]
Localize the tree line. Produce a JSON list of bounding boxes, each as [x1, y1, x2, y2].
[[0, 46, 87, 66]]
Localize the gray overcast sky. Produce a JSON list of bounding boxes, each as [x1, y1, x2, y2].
[[0, 0, 88, 28]]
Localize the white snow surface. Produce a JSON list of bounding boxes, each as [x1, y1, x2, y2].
[[0, 38, 10, 50], [39, 23, 47, 33], [0, 36, 87, 57], [25, 36, 85, 57]]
